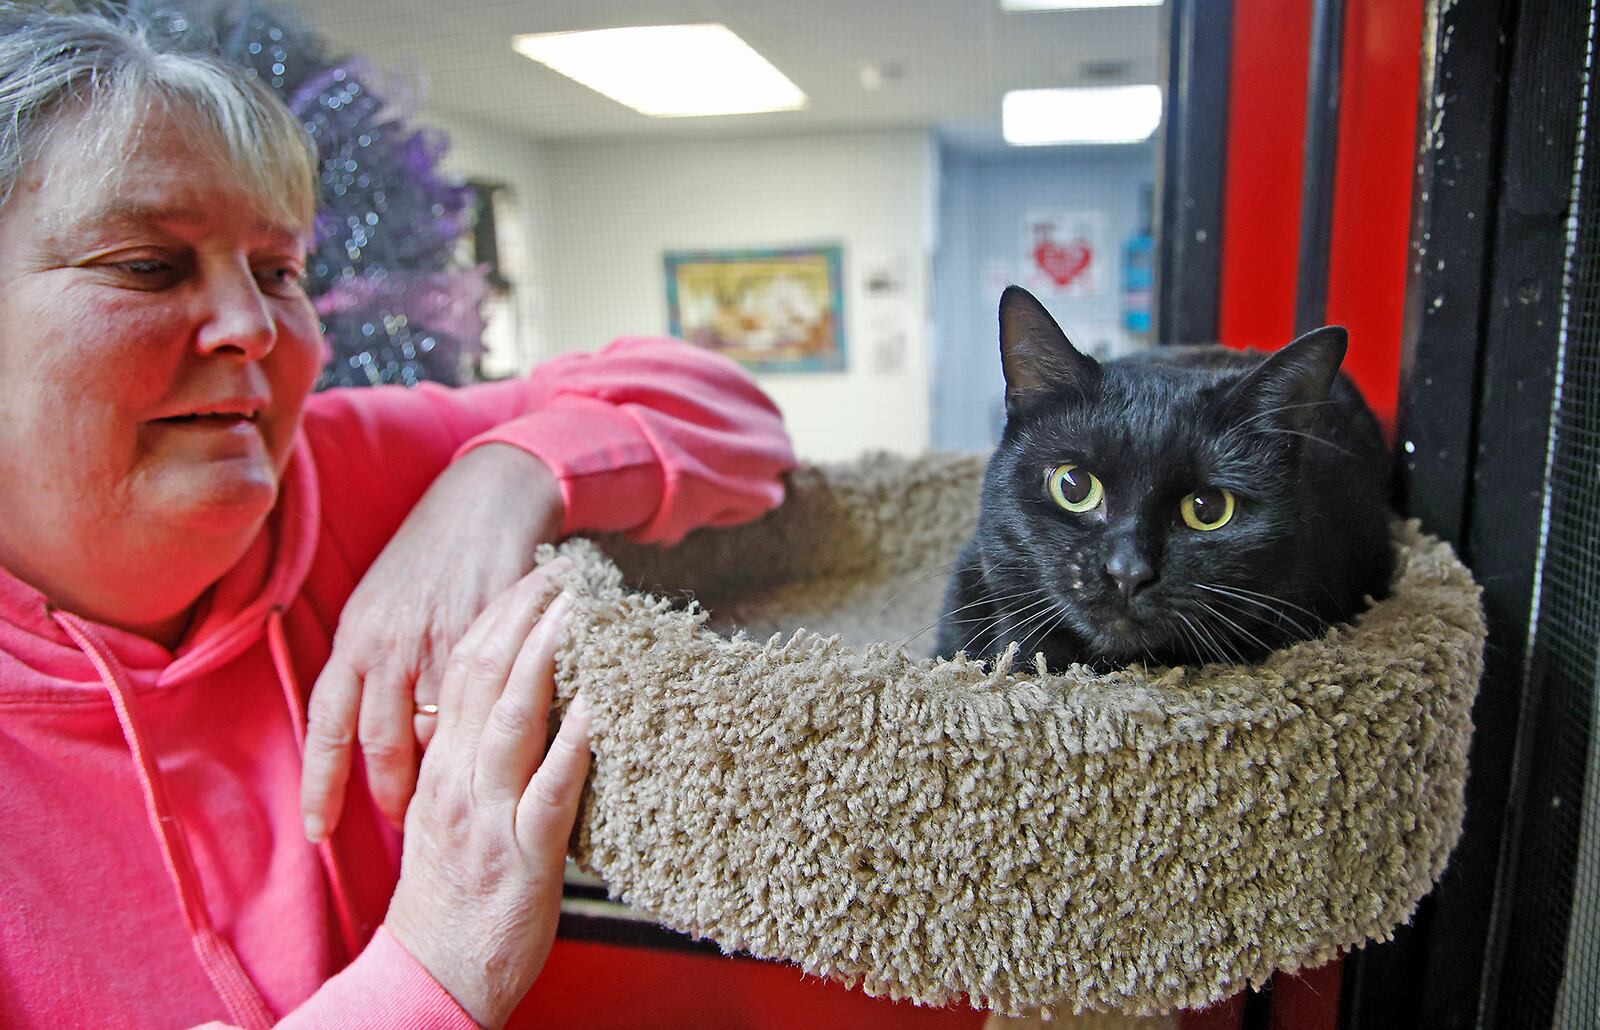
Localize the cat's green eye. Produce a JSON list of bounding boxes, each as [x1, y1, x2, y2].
[[1181, 487, 1236, 531], [1046, 464, 1104, 513]]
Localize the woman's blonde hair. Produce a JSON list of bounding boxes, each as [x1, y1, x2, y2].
[[0, 2, 316, 229]]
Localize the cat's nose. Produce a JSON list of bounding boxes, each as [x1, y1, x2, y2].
[[1105, 552, 1156, 600]]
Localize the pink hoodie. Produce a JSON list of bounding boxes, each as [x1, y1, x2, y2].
[[0, 337, 796, 1028]]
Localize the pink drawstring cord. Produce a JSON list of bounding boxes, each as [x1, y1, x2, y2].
[[267, 606, 363, 962], [52, 610, 275, 1030]]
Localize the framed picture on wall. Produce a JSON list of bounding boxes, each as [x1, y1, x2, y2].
[[664, 245, 847, 373]]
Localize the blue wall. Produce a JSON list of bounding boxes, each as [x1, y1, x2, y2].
[[931, 142, 1157, 450]]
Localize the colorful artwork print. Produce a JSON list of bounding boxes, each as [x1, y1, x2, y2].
[[665, 246, 847, 373]]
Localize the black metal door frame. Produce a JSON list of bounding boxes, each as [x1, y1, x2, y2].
[[1155, 0, 1232, 345], [1343, 0, 1592, 1027]]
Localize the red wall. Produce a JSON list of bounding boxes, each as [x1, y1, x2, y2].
[[1218, 0, 1313, 356], [516, 938, 984, 1029], [1219, 0, 1423, 432], [1325, 0, 1425, 431]]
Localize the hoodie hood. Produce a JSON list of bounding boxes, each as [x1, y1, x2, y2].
[[0, 432, 321, 702]]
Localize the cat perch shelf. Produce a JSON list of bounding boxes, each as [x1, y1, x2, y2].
[[546, 452, 1485, 1017]]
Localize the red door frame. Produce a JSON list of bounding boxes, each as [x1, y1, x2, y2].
[[1219, 0, 1424, 436]]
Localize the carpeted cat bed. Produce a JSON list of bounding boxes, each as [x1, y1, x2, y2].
[[543, 451, 1485, 1017]]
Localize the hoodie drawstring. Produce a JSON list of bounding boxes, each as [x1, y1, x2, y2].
[[51, 610, 275, 1030], [266, 606, 362, 961]]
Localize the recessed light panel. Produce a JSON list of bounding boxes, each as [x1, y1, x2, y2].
[[1001, 0, 1162, 10], [1002, 85, 1162, 145], [512, 24, 807, 118]]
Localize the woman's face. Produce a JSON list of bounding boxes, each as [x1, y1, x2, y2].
[[0, 106, 323, 600]]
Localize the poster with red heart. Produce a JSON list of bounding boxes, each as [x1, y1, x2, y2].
[[1022, 211, 1105, 297]]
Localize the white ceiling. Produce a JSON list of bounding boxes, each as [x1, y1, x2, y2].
[[300, 0, 1164, 149]]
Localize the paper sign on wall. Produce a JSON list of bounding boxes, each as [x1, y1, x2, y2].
[[1021, 211, 1106, 297]]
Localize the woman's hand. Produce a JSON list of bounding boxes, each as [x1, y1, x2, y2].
[[301, 444, 565, 842], [384, 564, 591, 1028]]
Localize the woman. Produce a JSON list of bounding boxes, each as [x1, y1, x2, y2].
[[0, 5, 794, 1027]]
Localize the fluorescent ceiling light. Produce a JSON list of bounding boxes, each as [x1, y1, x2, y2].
[[1001, 0, 1162, 9], [1002, 85, 1162, 145], [512, 24, 807, 118]]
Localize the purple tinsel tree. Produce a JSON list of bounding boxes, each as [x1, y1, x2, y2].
[[149, 0, 488, 388]]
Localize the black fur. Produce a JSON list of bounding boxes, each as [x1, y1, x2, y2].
[[934, 286, 1394, 670]]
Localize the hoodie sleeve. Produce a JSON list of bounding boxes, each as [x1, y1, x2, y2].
[[302, 336, 796, 576], [190, 928, 477, 1029], [452, 336, 796, 544]]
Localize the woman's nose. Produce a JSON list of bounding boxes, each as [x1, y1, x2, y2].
[[195, 266, 276, 358]]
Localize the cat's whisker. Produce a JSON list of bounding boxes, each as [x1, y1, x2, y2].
[[875, 560, 960, 615], [1153, 615, 1185, 666], [906, 585, 1046, 648], [989, 596, 1077, 672], [1139, 641, 1155, 667], [1198, 582, 1325, 628], [1179, 610, 1219, 664], [913, 601, 1036, 644], [938, 586, 1046, 620], [1232, 399, 1337, 432], [989, 595, 1061, 650], [1249, 427, 1360, 460], [1219, 635, 1248, 665], [1010, 600, 1069, 656], [884, 558, 1036, 632], [900, 620, 958, 649], [1172, 612, 1206, 664], [1035, 604, 1077, 650], [1168, 613, 1193, 661], [954, 593, 1055, 656], [1196, 582, 1305, 630], [1192, 605, 1246, 664], [1172, 611, 1218, 665], [1197, 600, 1273, 660], [1195, 584, 1315, 640], [1203, 593, 1300, 643], [896, 559, 1030, 607]]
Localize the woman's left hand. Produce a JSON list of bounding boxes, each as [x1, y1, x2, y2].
[[300, 443, 565, 841]]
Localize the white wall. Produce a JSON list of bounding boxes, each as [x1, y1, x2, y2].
[[535, 130, 939, 463]]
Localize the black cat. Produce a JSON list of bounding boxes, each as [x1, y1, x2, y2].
[[934, 286, 1394, 670]]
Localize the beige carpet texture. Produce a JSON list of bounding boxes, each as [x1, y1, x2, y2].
[[544, 452, 1486, 1017]]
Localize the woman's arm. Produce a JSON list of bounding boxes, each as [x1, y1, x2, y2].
[[299, 337, 795, 836]]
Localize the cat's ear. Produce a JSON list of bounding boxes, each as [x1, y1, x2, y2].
[[1232, 325, 1348, 431], [998, 285, 1101, 414]]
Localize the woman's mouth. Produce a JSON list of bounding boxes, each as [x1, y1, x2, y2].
[[147, 408, 265, 440], [155, 412, 258, 424], [149, 398, 267, 428]]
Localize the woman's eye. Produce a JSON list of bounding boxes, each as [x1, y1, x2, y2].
[[1180, 487, 1237, 531], [1045, 463, 1104, 514], [119, 258, 178, 278], [259, 265, 307, 292], [102, 257, 185, 289]]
